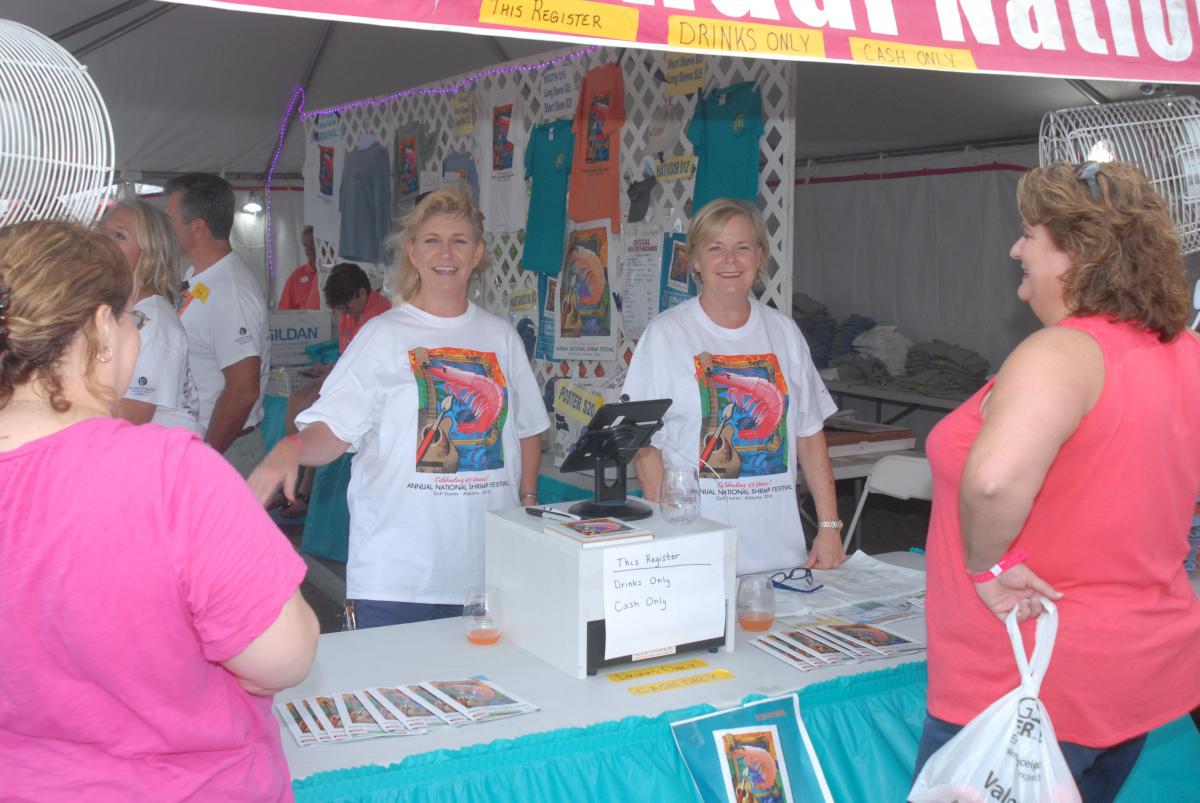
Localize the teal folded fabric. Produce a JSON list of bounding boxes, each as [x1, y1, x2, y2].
[[261, 394, 288, 455]]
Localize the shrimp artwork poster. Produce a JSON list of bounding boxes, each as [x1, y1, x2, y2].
[[409, 347, 509, 474], [715, 725, 793, 803], [694, 352, 789, 480], [553, 218, 619, 362]]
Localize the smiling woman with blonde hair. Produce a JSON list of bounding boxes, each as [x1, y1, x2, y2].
[[623, 197, 844, 575], [251, 184, 549, 629]]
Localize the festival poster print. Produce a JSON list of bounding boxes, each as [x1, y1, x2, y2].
[[398, 135, 418, 195], [714, 725, 793, 803], [553, 219, 618, 362], [695, 353, 789, 480], [491, 103, 514, 171], [410, 348, 508, 474]]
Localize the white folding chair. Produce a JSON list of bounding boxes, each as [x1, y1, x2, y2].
[[842, 454, 933, 552]]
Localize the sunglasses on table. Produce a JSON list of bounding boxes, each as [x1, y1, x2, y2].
[[769, 567, 824, 594]]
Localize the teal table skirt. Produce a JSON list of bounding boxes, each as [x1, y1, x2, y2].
[[292, 662, 1200, 802]]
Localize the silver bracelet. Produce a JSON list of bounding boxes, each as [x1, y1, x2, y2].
[[816, 519, 843, 530]]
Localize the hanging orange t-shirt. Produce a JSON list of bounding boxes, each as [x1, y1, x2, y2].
[[568, 62, 625, 232]]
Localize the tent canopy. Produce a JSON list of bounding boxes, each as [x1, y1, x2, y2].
[[5, 0, 1193, 181]]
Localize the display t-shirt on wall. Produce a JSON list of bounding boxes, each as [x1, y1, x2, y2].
[[687, 82, 764, 212], [442, 149, 480, 202], [568, 62, 625, 233], [338, 138, 392, 265], [476, 84, 528, 233], [393, 123, 436, 225], [302, 112, 344, 248], [522, 119, 574, 275]]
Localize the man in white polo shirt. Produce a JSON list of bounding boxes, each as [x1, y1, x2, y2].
[[164, 173, 269, 476]]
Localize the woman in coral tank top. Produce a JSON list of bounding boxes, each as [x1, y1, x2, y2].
[[915, 162, 1200, 803]]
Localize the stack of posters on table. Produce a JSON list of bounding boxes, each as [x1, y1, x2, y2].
[[276, 677, 538, 746], [671, 693, 833, 803], [750, 616, 925, 673]]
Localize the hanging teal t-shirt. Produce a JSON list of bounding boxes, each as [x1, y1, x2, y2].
[[522, 119, 575, 275], [687, 82, 763, 212]]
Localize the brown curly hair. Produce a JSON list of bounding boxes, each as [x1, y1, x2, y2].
[[1016, 161, 1191, 341], [0, 220, 133, 412]]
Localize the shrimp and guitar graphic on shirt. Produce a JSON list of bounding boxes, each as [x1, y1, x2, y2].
[[695, 352, 789, 480], [410, 348, 508, 474]]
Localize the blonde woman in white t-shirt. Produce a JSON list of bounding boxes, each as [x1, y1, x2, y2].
[[100, 200, 203, 435], [624, 198, 845, 572], [250, 185, 549, 629]]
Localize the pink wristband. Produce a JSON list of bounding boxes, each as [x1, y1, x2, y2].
[[968, 548, 1027, 583], [283, 434, 303, 452]]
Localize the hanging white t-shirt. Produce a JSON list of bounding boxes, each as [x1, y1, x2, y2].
[[295, 302, 550, 604], [124, 294, 203, 435], [179, 252, 270, 431], [476, 84, 528, 233], [622, 297, 836, 574], [301, 111, 344, 248]]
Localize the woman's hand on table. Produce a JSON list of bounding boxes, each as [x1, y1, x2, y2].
[[248, 437, 301, 507], [804, 528, 847, 569], [972, 563, 1062, 622]]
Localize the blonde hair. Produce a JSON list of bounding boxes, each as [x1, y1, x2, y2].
[[386, 184, 487, 301], [686, 198, 771, 283], [0, 220, 134, 411], [1017, 162, 1191, 341], [104, 199, 182, 305]]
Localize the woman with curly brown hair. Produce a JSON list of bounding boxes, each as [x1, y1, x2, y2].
[[0, 220, 317, 800], [914, 162, 1200, 802]]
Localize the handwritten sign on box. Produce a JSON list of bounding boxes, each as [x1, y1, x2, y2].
[[602, 531, 726, 660]]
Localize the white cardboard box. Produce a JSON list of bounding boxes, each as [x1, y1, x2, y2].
[[269, 310, 335, 367], [485, 506, 736, 679]]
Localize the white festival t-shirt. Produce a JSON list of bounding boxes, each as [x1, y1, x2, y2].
[[622, 297, 836, 574], [475, 83, 528, 234], [124, 294, 203, 435], [295, 302, 550, 604], [179, 251, 270, 430]]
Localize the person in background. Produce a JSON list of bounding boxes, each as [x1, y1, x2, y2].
[[623, 198, 845, 573], [165, 173, 269, 477], [276, 262, 391, 518], [0, 219, 318, 800], [250, 184, 548, 628], [915, 162, 1200, 802], [277, 225, 321, 311], [99, 199, 203, 435]]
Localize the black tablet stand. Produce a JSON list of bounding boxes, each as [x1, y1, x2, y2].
[[559, 397, 672, 521]]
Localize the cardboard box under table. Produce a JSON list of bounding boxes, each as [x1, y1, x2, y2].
[[485, 507, 736, 679]]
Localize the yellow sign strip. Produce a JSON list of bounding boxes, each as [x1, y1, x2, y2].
[[554, 381, 605, 425], [627, 669, 734, 696], [479, 0, 639, 42], [668, 15, 824, 59], [849, 37, 977, 71], [607, 658, 710, 682]]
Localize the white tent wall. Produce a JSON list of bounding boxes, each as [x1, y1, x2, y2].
[[264, 188, 308, 305]]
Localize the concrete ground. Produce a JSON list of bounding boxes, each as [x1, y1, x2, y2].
[[279, 480, 933, 635]]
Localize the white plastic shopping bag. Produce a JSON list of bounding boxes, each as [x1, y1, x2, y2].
[[909, 598, 1081, 803]]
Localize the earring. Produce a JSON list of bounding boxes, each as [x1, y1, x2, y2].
[[96, 345, 113, 364]]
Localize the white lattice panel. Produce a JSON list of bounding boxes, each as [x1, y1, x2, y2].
[[302, 46, 795, 389]]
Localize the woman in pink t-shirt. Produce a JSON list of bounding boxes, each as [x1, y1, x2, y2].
[[0, 220, 319, 801], [915, 162, 1200, 802]]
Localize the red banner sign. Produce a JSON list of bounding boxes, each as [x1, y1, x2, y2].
[[177, 0, 1199, 84]]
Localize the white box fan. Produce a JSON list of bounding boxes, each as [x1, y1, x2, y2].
[[0, 19, 115, 227], [1040, 95, 1200, 255]]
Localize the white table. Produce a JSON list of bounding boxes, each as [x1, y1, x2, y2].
[[826, 380, 963, 425], [283, 552, 927, 781]]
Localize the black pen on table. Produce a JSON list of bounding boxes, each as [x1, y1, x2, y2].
[[525, 506, 582, 522]]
